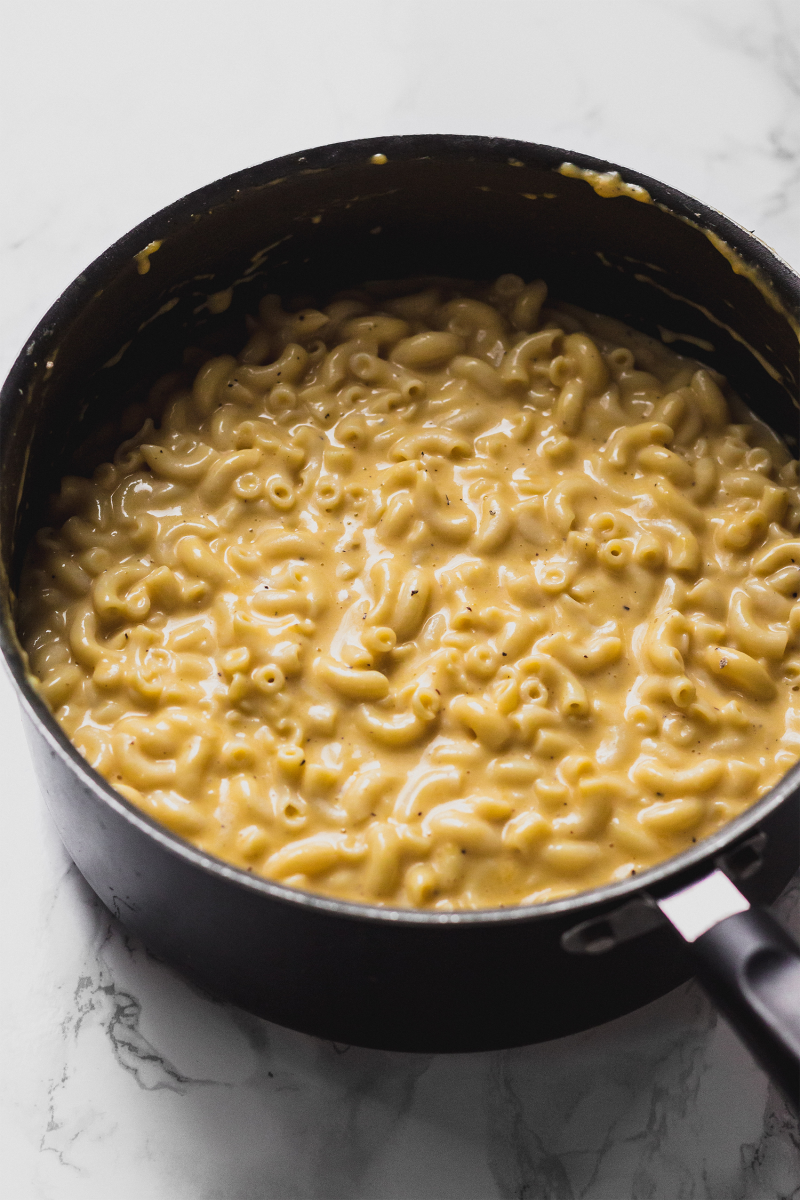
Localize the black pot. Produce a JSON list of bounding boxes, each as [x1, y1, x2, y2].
[[2, 136, 799, 1103]]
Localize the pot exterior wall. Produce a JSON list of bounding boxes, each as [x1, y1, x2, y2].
[[22, 711, 799, 1052]]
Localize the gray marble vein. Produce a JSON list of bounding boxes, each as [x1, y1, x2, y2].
[[17, 858, 798, 1200]]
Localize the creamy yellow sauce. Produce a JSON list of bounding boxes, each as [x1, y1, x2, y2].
[[19, 277, 800, 909]]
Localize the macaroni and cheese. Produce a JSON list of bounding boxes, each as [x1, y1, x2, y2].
[[19, 276, 800, 908]]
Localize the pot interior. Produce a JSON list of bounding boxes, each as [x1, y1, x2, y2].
[[3, 136, 799, 602]]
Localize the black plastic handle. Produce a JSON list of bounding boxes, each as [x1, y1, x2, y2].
[[689, 908, 800, 1111]]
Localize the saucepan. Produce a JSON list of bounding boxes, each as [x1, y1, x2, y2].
[[1, 135, 798, 1107]]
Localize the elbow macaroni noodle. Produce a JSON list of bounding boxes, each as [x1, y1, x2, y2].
[[18, 276, 800, 908]]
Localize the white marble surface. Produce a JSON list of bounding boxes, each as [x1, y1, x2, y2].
[[1, 1, 799, 1195]]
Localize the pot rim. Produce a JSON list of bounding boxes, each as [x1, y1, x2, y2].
[[3, 132, 800, 928]]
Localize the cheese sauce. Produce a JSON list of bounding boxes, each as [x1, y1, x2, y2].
[[18, 276, 800, 908]]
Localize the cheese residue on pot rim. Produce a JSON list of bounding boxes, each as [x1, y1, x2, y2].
[[135, 240, 162, 275], [558, 163, 652, 203]]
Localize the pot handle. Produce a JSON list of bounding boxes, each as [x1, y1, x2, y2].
[[657, 870, 800, 1111]]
